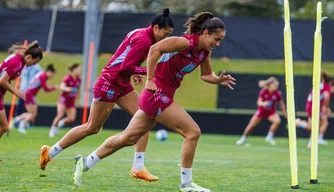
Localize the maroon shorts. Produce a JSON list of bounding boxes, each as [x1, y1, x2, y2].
[[139, 88, 174, 120], [93, 76, 134, 103], [255, 109, 276, 119], [25, 92, 36, 105], [59, 96, 75, 109], [306, 104, 322, 119]]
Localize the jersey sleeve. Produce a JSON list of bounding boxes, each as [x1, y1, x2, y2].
[[40, 75, 55, 92], [258, 89, 266, 99], [62, 75, 71, 85], [119, 38, 149, 75]]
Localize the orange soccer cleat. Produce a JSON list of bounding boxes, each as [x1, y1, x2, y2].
[[40, 145, 52, 171], [130, 167, 159, 182]]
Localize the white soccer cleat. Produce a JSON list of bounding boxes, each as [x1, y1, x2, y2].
[[73, 155, 87, 187], [180, 181, 211, 192], [318, 139, 328, 145], [236, 139, 246, 145], [18, 128, 27, 135], [265, 138, 276, 146]]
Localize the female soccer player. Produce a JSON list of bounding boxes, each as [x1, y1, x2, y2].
[[15, 64, 57, 134], [296, 70, 332, 148], [40, 8, 174, 181], [0, 41, 43, 138], [72, 12, 235, 192], [49, 63, 81, 138], [236, 77, 287, 146]]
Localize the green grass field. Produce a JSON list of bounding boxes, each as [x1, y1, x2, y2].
[[2, 52, 334, 109], [0, 128, 333, 191]]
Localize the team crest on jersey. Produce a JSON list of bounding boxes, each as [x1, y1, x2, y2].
[[106, 90, 115, 100], [160, 94, 170, 104]]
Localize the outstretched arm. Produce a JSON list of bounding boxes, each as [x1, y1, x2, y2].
[[199, 51, 236, 90]]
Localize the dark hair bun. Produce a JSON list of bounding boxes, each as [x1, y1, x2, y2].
[[162, 8, 170, 16]]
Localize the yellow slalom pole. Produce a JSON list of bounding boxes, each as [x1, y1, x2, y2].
[[283, 0, 299, 189], [310, 1, 323, 184]]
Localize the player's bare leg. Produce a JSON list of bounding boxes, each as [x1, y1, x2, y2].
[[265, 113, 281, 146], [73, 110, 156, 187], [236, 113, 262, 145], [0, 110, 9, 138], [116, 90, 158, 181], [40, 100, 114, 171]]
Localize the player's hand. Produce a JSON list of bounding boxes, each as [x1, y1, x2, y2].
[[66, 87, 73, 92], [145, 79, 157, 93], [133, 75, 144, 86], [54, 85, 59, 89], [16, 90, 25, 101], [218, 71, 236, 90], [262, 101, 269, 107]]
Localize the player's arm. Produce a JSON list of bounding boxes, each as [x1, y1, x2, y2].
[[146, 37, 189, 92], [119, 38, 151, 75], [0, 72, 24, 99], [257, 97, 267, 107], [279, 100, 288, 118], [322, 91, 331, 117], [41, 77, 56, 92], [59, 82, 72, 92], [199, 52, 236, 90]]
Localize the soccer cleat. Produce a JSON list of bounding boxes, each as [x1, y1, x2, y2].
[[130, 167, 159, 181], [179, 181, 211, 192], [40, 145, 52, 171], [73, 155, 87, 187], [18, 127, 27, 135], [48, 127, 59, 138], [318, 139, 328, 145], [265, 138, 276, 146], [236, 139, 246, 145]]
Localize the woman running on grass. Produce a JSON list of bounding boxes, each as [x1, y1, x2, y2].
[[14, 64, 57, 134], [49, 63, 81, 138], [0, 41, 43, 138], [296, 70, 332, 148], [236, 77, 287, 146], [73, 12, 235, 192]]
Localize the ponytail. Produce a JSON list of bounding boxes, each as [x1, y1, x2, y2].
[[184, 12, 225, 34], [68, 63, 80, 72], [8, 40, 43, 59]]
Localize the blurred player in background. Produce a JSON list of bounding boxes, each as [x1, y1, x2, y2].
[[0, 41, 43, 138], [40, 8, 174, 182], [236, 77, 287, 146], [14, 64, 57, 134], [49, 63, 81, 138], [13, 63, 43, 117], [72, 12, 235, 192], [296, 70, 332, 148]]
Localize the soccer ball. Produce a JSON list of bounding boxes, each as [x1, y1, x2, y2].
[[155, 129, 168, 141]]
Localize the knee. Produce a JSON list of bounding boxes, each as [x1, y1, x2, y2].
[[84, 122, 101, 135], [185, 124, 201, 141], [273, 118, 281, 125], [67, 117, 75, 124]]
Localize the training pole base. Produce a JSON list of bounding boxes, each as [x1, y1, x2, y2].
[[291, 185, 299, 189], [310, 180, 318, 184]]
